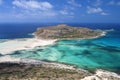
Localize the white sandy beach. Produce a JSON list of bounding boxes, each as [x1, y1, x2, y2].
[[0, 55, 76, 70], [0, 38, 57, 55], [0, 55, 20, 62]]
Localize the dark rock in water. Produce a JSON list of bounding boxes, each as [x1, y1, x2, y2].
[[60, 54, 66, 59], [105, 45, 119, 49], [34, 24, 103, 39], [99, 46, 120, 53], [78, 41, 94, 47], [41, 59, 54, 62], [74, 52, 81, 56], [82, 50, 91, 55], [74, 50, 91, 57], [0, 54, 3, 56], [9, 51, 22, 55], [92, 43, 120, 53], [37, 49, 44, 51]]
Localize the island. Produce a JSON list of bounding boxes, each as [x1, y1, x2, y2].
[[34, 24, 105, 39]]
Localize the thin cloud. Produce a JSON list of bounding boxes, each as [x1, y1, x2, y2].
[[108, 1, 120, 6], [67, 0, 82, 8], [87, 6, 108, 16], [88, 0, 102, 7], [94, 0, 102, 6], [60, 10, 68, 15], [101, 12, 109, 15], [12, 0, 57, 18], [12, 0, 53, 11], [59, 0, 81, 16], [108, 1, 115, 5], [87, 6, 103, 14]]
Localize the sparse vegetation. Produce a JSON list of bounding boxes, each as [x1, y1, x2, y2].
[[34, 24, 103, 39], [0, 63, 91, 80]]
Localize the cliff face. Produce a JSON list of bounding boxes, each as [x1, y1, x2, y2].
[[34, 24, 102, 39]]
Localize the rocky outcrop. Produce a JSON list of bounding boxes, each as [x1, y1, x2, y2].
[[81, 70, 120, 80], [0, 62, 92, 80], [34, 24, 103, 39], [0, 62, 119, 80]]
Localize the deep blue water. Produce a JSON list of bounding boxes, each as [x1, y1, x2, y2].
[[0, 23, 120, 39], [0, 23, 120, 73], [0, 23, 39, 39]]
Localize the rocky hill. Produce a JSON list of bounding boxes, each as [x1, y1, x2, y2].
[[0, 63, 91, 80], [0, 63, 119, 80], [34, 24, 103, 39]]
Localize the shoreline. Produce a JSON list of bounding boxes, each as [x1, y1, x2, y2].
[[0, 30, 106, 55], [0, 57, 120, 80], [0, 38, 57, 55], [0, 61, 91, 80]]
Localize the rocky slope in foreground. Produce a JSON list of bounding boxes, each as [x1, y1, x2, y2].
[[34, 24, 103, 39], [0, 62, 91, 80], [0, 62, 120, 80]]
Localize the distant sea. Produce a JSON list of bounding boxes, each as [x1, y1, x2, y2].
[[0, 23, 120, 73]]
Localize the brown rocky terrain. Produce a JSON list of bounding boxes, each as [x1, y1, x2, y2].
[[0, 63, 92, 80], [0, 62, 119, 80], [34, 24, 103, 39]]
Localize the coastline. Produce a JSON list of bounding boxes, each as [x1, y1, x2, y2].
[[0, 30, 106, 55], [0, 57, 120, 80], [0, 61, 91, 80], [0, 38, 57, 55], [81, 69, 120, 80], [1, 30, 119, 80]]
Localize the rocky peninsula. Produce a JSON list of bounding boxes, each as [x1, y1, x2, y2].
[[34, 24, 104, 39]]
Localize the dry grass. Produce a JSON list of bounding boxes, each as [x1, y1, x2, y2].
[[0, 63, 91, 80]]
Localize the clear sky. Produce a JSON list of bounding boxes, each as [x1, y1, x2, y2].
[[0, 0, 120, 23]]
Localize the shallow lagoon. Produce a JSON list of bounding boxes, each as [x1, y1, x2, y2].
[[9, 31, 120, 73]]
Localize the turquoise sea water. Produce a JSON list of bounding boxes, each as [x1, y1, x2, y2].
[[0, 23, 120, 73]]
